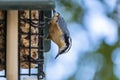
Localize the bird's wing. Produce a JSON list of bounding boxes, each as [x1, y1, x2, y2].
[[57, 16, 70, 35]]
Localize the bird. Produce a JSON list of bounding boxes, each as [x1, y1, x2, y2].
[[47, 10, 72, 59]]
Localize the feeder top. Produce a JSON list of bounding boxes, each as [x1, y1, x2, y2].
[[0, 0, 55, 10]]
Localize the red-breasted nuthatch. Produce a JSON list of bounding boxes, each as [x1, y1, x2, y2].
[[47, 10, 72, 59]]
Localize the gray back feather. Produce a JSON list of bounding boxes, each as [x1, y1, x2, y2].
[[57, 15, 70, 36]]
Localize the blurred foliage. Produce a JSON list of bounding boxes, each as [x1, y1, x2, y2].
[[57, 0, 120, 80], [96, 41, 118, 80], [57, 0, 84, 24]]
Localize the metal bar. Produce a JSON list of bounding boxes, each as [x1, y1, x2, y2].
[[0, 10, 7, 78], [4, 10, 7, 78], [37, 10, 45, 80], [0, 76, 6, 77], [18, 11, 20, 80], [18, 73, 38, 75], [0, 0, 55, 10], [28, 10, 31, 76]]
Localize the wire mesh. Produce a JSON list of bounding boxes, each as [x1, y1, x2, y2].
[[18, 10, 51, 80]]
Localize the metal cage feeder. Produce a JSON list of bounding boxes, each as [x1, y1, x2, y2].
[[0, 0, 55, 80]]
